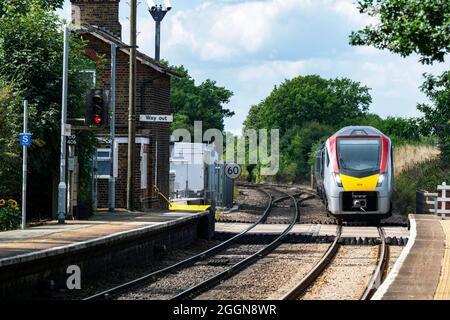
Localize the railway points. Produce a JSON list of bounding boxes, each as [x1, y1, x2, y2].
[[83, 187, 300, 300], [1, 183, 449, 301]]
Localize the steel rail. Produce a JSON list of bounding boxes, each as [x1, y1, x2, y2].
[[169, 189, 304, 300], [281, 224, 342, 300], [360, 227, 389, 300], [83, 187, 273, 300]]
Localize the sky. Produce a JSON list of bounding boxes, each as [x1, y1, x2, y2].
[[57, 0, 449, 135]]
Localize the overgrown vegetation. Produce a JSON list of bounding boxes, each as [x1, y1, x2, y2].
[[242, 74, 431, 183], [164, 64, 235, 134], [0, 199, 20, 231], [0, 0, 96, 221], [350, 0, 449, 214], [393, 158, 449, 215]]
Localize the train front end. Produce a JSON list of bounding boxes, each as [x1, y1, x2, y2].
[[323, 126, 393, 221]]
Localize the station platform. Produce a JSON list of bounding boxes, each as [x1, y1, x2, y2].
[[215, 222, 409, 240], [374, 214, 450, 300], [0, 209, 213, 299]]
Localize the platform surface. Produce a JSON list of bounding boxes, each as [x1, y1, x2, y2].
[[215, 222, 409, 239], [434, 219, 450, 300], [379, 214, 447, 300], [0, 210, 208, 266]]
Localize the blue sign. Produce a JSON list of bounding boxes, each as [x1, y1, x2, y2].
[[19, 133, 32, 146]]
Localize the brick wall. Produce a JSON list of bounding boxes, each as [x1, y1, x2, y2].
[[83, 35, 171, 211], [71, 0, 122, 39]]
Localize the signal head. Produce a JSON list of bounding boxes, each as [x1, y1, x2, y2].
[[93, 115, 102, 125]]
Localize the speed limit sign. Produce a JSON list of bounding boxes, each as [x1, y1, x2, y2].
[[224, 163, 241, 180]]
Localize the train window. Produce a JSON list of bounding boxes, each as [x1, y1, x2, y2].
[[337, 138, 380, 172], [326, 149, 330, 167]]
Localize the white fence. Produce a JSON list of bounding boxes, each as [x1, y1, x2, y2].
[[423, 182, 450, 217], [423, 192, 439, 214], [437, 182, 450, 216]]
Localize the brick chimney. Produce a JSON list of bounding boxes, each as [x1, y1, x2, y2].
[[71, 0, 122, 39]]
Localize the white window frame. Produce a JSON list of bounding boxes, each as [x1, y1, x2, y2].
[[140, 144, 148, 190], [81, 69, 97, 86], [95, 148, 111, 179]]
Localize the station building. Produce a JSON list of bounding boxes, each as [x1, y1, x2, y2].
[[70, 0, 179, 211]]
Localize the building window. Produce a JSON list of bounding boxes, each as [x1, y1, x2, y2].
[[141, 153, 148, 190], [140, 144, 148, 190], [81, 69, 96, 86], [81, 59, 97, 86], [95, 148, 111, 179]]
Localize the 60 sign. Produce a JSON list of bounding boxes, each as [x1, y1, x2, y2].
[[224, 163, 241, 180]]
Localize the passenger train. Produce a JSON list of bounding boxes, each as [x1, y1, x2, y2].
[[314, 126, 393, 222]]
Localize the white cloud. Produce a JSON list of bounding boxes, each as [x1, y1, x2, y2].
[[164, 0, 303, 60], [162, 0, 373, 61], [331, 0, 378, 26], [238, 60, 307, 83], [58, 0, 450, 133]]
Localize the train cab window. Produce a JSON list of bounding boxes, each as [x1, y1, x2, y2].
[[326, 149, 330, 167], [337, 138, 380, 172]]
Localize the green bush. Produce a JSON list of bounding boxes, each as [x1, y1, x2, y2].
[[392, 159, 449, 215], [0, 203, 20, 231]]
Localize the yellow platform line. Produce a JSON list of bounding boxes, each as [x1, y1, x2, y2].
[[435, 220, 450, 300]]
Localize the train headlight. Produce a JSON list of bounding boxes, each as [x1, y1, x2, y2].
[[333, 173, 343, 187], [377, 174, 385, 187]]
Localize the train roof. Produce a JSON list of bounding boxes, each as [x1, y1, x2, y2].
[[333, 126, 385, 137]]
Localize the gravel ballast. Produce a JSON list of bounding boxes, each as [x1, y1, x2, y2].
[[300, 245, 378, 300], [195, 243, 331, 300], [116, 244, 267, 300]]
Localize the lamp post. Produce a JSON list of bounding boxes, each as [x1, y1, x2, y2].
[[147, 0, 172, 61], [57, 25, 70, 224]]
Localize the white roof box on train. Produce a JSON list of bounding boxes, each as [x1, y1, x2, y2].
[[334, 126, 384, 136]]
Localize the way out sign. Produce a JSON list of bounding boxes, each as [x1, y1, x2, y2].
[[19, 133, 31, 147], [140, 114, 173, 123], [225, 163, 241, 180]]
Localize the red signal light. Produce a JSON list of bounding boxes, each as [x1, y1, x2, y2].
[[93, 115, 102, 125]]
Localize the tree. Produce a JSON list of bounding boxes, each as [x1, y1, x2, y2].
[[349, 0, 450, 160], [349, 0, 450, 65], [343, 113, 425, 143], [244, 75, 371, 134], [418, 71, 450, 162], [279, 122, 335, 181], [169, 65, 234, 134], [0, 0, 64, 17], [243, 75, 371, 182], [0, 0, 95, 218], [0, 80, 22, 198]]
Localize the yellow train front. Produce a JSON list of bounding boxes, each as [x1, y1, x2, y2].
[[314, 126, 393, 222]]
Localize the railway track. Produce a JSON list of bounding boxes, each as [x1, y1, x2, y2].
[[169, 189, 303, 300], [84, 186, 302, 300], [281, 226, 389, 300], [84, 183, 392, 301], [360, 227, 389, 300], [281, 224, 342, 300], [230, 183, 408, 227], [220, 184, 329, 225]]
